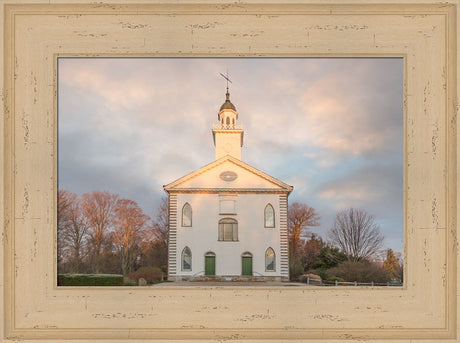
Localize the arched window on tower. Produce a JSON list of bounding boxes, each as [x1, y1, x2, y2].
[[264, 203, 275, 228], [265, 247, 275, 271], [181, 247, 192, 271], [218, 218, 238, 241], [182, 203, 192, 227], [226, 117, 230, 126]]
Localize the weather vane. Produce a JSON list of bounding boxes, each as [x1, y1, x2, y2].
[[219, 70, 232, 90]]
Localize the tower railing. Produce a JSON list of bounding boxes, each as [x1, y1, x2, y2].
[[212, 123, 243, 130]]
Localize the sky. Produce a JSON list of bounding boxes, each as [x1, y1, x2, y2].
[[58, 58, 404, 255]]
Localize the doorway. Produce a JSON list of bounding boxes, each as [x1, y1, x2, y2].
[[241, 252, 253, 276], [204, 252, 216, 276]]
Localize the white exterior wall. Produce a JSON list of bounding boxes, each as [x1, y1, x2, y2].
[[214, 131, 242, 160], [173, 192, 284, 279]]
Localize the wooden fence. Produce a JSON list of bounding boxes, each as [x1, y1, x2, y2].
[[304, 277, 403, 287]]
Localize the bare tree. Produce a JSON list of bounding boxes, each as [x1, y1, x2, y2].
[[288, 202, 320, 266], [140, 197, 169, 269], [82, 191, 118, 273], [57, 190, 89, 273], [57, 189, 73, 269], [327, 208, 384, 262], [152, 197, 169, 245], [112, 198, 150, 275]]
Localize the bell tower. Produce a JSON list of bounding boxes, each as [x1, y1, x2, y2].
[[212, 87, 244, 160]]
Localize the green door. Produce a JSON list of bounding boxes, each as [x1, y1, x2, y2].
[[242, 256, 253, 276], [205, 256, 215, 275]]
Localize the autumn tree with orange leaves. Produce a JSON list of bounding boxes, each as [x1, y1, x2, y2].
[[300, 234, 324, 272], [383, 248, 399, 280], [288, 202, 320, 268], [112, 198, 151, 275], [81, 191, 118, 273], [58, 189, 166, 276]]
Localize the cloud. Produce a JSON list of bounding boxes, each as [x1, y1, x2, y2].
[[295, 63, 402, 157], [58, 57, 404, 252], [315, 162, 403, 216], [59, 61, 152, 111]]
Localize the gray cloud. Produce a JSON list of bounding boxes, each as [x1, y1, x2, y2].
[[58, 57, 404, 252]]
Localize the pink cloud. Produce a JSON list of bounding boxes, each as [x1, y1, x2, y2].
[[298, 75, 386, 156], [60, 62, 152, 110]]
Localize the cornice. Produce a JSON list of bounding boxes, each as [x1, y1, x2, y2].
[[167, 188, 292, 194], [164, 155, 293, 192]]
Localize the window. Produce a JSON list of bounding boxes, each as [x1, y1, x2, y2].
[[226, 117, 230, 125], [219, 195, 236, 214], [264, 203, 275, 228], [218, 218, 238, 241], [182, 203, 192, 227], [182, 247, 192, 271], [265, 247, 275, 271]]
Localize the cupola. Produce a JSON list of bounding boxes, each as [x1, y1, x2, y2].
[[212, 87, 244, 160]]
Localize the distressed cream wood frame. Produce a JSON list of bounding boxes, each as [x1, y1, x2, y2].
[[1, 1, 458, 342]]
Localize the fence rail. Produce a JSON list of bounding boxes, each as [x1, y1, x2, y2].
[[304, 277, 403, 287]]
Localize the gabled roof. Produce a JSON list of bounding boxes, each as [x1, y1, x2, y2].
[[163, 155, 293, 194]]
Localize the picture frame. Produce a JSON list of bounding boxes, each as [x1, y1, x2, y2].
[[1, 1, 458, 342]]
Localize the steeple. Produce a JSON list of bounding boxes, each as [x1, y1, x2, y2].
[[219, 87, 237, 113], [212, 87, 244, 160]]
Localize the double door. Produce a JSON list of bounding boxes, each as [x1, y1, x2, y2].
[[204, 253, 253, 276]]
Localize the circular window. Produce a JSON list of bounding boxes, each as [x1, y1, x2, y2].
[[219, 171, 238, 182]]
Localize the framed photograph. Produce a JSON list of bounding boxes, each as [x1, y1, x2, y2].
[[1, 1, 458, 342], [57, 57, 404, 284]]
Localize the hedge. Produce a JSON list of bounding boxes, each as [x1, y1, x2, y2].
[[58, 273, 124, 286]]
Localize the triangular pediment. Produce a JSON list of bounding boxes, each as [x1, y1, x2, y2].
[[164, 155, 293, 193]]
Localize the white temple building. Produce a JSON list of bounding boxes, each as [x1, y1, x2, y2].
[[164, 88, 293, 281]]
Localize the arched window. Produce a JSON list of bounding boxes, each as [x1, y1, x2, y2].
[[182, 247, 192, 271], [218, 218, 238, 241], [226, 117, 230, 125], [264, 204, 275, 228], [265, 247, 275, 271], [182, 203, 192, 227]]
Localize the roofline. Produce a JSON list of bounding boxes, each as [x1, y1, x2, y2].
[[164, 188, 293, 194], [163, 155, 294, 192]]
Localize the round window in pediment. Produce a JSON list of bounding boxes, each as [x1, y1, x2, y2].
[[219, 171, 238, 182]]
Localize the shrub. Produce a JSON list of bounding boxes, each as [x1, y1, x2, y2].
[[289, 264, 305, 281], [316, 246, 347, 270], [313, 268, 328, 281], [123, 277, 137, 286], [126, 266, 164, 284], [325, 260, 391, 283], [58, 274, 124, 286], [326, 276, 345, 282]]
